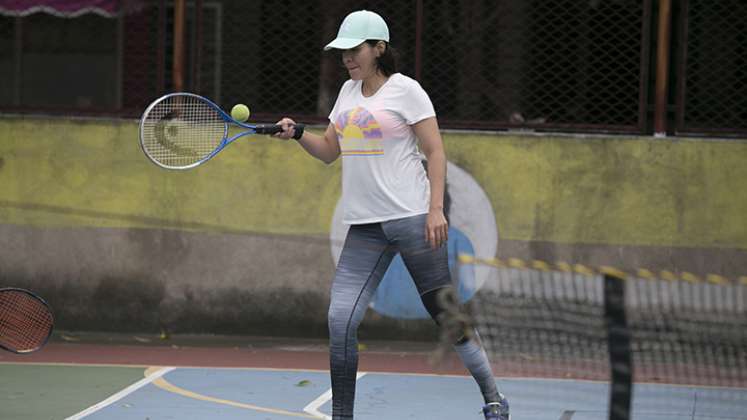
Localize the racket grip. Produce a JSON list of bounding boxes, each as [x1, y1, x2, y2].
[[254, 123, 305, 140], [254, 124, 283, 135]]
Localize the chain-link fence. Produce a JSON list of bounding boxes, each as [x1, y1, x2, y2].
[[675, 0, 747, 137], [421, 0, 651, 132], [0, 0, 744, 137]]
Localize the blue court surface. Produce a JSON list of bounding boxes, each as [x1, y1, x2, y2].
[[66, 367, 747, 420]]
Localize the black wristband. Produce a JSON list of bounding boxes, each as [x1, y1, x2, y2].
[[292, 123, 305, 140]]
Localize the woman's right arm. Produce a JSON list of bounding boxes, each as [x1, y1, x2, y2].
[[275, 119, 340, 164]]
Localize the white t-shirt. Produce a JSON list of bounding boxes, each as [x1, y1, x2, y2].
[[329, 73, 436, 224]]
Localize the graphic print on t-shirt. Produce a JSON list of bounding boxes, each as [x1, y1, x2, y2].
[[335, 106, 384, 156]]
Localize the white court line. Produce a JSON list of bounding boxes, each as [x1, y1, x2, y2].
[[303, 372, 367, 420], [64, 366, 174, 420]]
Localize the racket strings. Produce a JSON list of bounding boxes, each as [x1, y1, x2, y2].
[[0, 291, 53, 352], [141, 95, 225, 167]]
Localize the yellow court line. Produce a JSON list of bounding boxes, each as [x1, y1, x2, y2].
[[144, 367, 320, 419]]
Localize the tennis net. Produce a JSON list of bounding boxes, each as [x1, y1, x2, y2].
[[444, 256, 747, 419]]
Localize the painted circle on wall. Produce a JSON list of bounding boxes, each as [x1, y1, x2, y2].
[[329, 161, 498, 319]]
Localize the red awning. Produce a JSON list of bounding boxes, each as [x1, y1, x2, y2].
[[0, 0, 144, 18]]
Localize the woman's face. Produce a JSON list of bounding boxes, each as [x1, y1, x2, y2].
[[341, 42, 382, 80]]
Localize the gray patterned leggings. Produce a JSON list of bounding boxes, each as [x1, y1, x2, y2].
[[328, 214, 499, 419]]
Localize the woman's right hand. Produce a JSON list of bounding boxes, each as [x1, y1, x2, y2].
[[274, 118, 298, 141]]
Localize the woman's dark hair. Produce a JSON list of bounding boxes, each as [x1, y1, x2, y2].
[[366, 40, 398, 77]]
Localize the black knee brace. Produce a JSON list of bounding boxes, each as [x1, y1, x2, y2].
[[421, 287, 471, 345]]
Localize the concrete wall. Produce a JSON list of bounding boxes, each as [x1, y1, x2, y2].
[[1, 116, 745, 338]]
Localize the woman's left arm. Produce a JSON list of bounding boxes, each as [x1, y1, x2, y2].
[[413, 117, 448, 249]]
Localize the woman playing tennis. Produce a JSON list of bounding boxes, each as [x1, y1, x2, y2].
[[275, 10, 510, 420]]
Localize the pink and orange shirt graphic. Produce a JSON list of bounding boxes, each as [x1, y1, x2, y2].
[[335, 107, 384, 156]]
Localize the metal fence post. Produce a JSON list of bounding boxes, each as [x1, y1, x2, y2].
[[654, 0, 673, 137]]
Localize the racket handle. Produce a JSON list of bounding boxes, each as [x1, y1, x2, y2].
[[254, 123, 305, 140], [254, 124, 283, 135]]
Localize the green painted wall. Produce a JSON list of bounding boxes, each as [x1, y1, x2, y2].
[[445, 134, 747, 249], [0, 117, 340, 234], [1, 117, 745, 249], [1, 116, 745, 336]]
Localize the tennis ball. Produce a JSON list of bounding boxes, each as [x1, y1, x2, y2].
[[231, 104, 250, 122]]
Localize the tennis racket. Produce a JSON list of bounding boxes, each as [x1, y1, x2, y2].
[[0, 288, 54, 354], [139, 92, 305, 170]]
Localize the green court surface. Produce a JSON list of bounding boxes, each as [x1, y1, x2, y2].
[[0, 364, 145, 420]]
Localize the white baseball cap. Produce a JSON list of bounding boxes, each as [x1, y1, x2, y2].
[[324, 10, 390, 51]]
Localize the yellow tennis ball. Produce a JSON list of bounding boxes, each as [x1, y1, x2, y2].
[[230, 104, 250, 122]]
